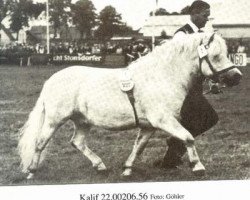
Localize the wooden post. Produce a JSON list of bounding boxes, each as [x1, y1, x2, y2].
[[27, 56, 31, 66], [20, 58, 23, 67]]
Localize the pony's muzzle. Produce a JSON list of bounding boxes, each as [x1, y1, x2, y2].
[[220, 67, 242, 87]]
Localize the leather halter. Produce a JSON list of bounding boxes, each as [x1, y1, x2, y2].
[[199, 33, 236, 81]]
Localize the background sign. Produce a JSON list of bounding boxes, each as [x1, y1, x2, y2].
[[228, 53, 247, 66], [52, 54, 104, 64]]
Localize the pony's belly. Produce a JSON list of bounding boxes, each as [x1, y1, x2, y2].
[[86, 114, 152, 130], [88, 113, 136, 129], [86, 107, 152, 130], [82, 103, 136, 129]]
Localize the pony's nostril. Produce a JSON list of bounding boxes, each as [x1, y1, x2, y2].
[[233, 73, 242, 83], [223, 73, 242, 87]]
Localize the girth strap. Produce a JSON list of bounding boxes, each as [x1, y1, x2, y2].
[[126, 90, 139, 126]]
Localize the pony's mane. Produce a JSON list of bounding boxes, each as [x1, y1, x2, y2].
[[130, 33, 201, 68], [129, 33, 227, 74]]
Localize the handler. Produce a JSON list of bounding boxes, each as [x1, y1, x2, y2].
[[156, 0, 219, 169]]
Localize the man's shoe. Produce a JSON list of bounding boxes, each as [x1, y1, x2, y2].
[[154, 137, 186, 169], [153, 157, 183, 169]]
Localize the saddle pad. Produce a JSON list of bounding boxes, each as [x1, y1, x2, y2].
[[119, 69, 134, 92]]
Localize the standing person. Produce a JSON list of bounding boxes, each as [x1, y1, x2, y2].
[[237, 39, 246, 53], [175, 0, 210, 38], [155, 0, 219, 169]]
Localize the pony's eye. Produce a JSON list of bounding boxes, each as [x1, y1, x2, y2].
[[213, 55, 220, 61]]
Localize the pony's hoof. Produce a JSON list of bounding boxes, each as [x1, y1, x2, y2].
[[97, 168, 111, 176], [192, 162, 205, 176], [121, 168, 132, 177], [27, 173, 34, 180], [94, 163, 107, 171], [193, 168, 205, 176]]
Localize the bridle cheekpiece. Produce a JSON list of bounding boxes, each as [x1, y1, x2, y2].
[[198, 33, 236, 82]]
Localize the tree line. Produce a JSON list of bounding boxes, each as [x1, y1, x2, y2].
[[0, 0, 134, 40], [149, 6, 190, 16]]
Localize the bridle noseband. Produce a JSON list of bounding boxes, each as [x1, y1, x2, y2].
[[199, 33, 236, 81]]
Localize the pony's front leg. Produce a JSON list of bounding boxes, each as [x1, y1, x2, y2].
[[151, 116, 205, 175], [122, 127, 155, 177]]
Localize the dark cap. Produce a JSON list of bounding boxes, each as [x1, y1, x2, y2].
[[189, 0, 210, 14]]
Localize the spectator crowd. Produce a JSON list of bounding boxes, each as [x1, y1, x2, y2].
[[0, 39, 249, 65], [227, 40, 249, 54], [0, 40, 152, 65]]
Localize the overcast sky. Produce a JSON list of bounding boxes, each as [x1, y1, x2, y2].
[[75, 0, 224, 29], [35, 0, 224, 29]]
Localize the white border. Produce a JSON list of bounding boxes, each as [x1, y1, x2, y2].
[[0, 180, 249, 200]]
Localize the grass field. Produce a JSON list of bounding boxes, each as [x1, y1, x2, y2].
[[0, 65, 249, 186]]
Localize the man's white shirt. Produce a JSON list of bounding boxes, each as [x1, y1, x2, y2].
[[173, 20, 199, 40]]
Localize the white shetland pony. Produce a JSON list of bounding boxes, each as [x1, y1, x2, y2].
[[19, 33, 242, 179]]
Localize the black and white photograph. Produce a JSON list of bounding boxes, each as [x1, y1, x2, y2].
[[0, 0, 249, 199]]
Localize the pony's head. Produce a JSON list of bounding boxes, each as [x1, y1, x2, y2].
[[199, 33, 242, 87]]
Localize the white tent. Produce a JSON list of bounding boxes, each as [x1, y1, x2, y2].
[[211, 0, 250, 38], [140, 0, 250, 39]]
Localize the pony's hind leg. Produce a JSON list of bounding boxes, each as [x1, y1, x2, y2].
[[151, 117, 205, 175], [70, 123, 107, 171], [27, 118, 59, 179], [122, 127, 155, 177]]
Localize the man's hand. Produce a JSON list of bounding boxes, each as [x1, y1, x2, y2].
[[203, 79, 223, 94], [210, 83, 222, 94]]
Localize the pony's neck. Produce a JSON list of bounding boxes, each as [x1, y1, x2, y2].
[[179, 54, 202, 94], [156, 39, 202, 93], [131, 35, 203, 94]]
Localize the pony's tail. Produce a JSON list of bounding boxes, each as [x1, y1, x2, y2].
[[18, 94, 45, 173]]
